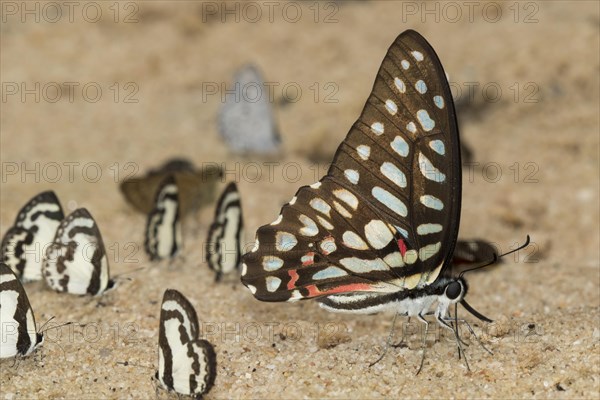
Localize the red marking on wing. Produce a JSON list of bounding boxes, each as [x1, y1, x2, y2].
[[287, 270, 299, 290], [398, 239, 407, 257], [305, 283, 374, 298]]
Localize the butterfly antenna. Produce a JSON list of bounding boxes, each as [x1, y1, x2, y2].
[[458, 236, 531, 323], [41, 321, 74, 334], [458, 253, 498, 278], [459, 235, 530, 278], [37, 316, 56, 333], [117, 360, 155, 370], [39, 316, 75, 335]]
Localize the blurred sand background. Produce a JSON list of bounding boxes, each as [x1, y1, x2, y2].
[[1, 1, 599, 399]]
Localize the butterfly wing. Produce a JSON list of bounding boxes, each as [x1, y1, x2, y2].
[[120, 175, 163, 214], [452, 239, 501, 269], [145, 175, 182, 261], [206, 182, 244, 281], [1, 191, 64, 281], [120, 159, 223, 216], [0, 262, 41, 358], [43, 208, 112, 296], [242, 30, 460, 302], [176, 165, 222, 215], [218, 64, 281, 154], [157, 289, 216, 396]]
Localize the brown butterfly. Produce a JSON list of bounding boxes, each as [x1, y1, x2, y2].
[[119, 158, 222, 216]]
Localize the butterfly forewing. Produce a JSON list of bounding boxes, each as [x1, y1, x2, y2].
[[157, 289, 216, 397], [1, 191, 64, 281], [242, 30, 461, 302], [0, 262, 42, 358], [43, 208, 113, 296], [328, 31, 461, 274]]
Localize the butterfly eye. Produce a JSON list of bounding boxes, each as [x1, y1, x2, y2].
[[445, 281, 462, 300]]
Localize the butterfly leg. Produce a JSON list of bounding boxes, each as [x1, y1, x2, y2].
[[368, 312, 399, 367], [446, 317, 493, 355], [392, 316, 411, 349], [416, 313, 429, 375], [150, 372, 161, 399], [449, 306, 468, 361], [437, 314, 470, 372]]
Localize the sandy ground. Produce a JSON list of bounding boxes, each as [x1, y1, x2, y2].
[[1, 1, 599, 399]]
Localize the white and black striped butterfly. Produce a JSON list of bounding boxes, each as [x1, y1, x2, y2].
[[156, 289, 216, 398], [43, 208, 115, 296], [0, 262, 44, 358], [241, 31, 497, 366], [1, 191, 64, 282], [206, 182, 244, 282], [145, 175, 182, 261], [218, 64, 281, 155]]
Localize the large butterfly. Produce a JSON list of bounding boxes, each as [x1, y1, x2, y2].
[[156, 289, 217, 398], [43, 208, 115, 296], [241, 30, 489, 324], [0, 262, 44, 358], [1, 191, 64, 281]]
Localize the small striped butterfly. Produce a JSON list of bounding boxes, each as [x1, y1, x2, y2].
[[218, 64, 281, 155], [156, 289, 217, 397], [120, 158, 222, 216], [43, 208, 115, 296], [206, 182, 244, 281], [145, 175, 182, 261], [1, 191, 64, 282], [0, 262, 44, 358], [241, 30, 502, 369]]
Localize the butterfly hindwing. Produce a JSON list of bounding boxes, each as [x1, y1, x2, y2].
[[242, 30, 460, 303], [1, 191, 64, 281], [43, 208, 113, 296], [218, 64, 281, 154], [206, 182, 244, 281], [157, 289, 216, 397], [0, 262, 42, 358], [145, 175, 182, 261]]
